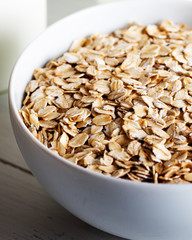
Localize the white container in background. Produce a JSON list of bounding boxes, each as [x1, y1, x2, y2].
[[0, 0, 47, 93]]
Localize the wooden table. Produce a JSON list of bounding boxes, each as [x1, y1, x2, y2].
[[0, 1, 125, 239]]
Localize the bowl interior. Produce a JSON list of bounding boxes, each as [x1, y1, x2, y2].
[[9, 0, 192, 112], [8, 0, 192, 188]]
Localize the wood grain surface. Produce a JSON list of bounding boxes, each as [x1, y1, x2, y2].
[[0, 161, 124, 240]]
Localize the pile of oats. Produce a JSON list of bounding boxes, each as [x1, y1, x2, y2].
[[20, 20, 192, 183]]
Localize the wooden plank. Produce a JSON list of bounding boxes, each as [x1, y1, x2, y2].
[[0, 92, 29, 169], [0, 161, 124, 240]]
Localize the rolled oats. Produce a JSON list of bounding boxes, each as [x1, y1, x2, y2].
[[20, 20, 192, 183]]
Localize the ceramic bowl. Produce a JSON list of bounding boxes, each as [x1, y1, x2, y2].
[[9, 0, 192, 239]]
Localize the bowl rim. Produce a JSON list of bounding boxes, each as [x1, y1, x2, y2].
[[8, 0, 192, 188]]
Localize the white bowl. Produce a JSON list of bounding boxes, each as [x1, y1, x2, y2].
[[9, 0, 192, 239]]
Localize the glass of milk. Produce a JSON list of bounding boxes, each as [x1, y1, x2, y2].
[[0, 0, 47, 93]]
